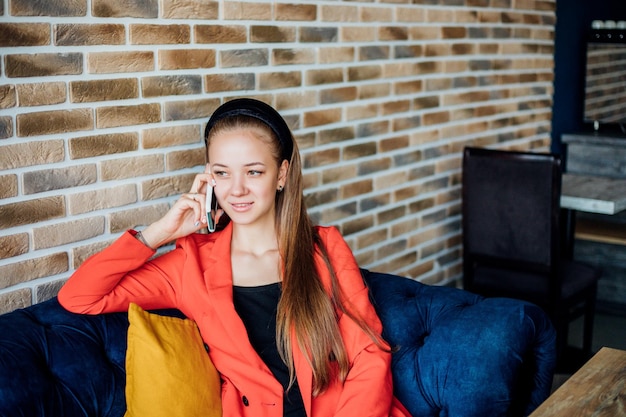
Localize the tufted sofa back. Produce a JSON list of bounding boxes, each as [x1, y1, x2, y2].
[[364, 270, 556, 416], [0, 270, 555, 417]]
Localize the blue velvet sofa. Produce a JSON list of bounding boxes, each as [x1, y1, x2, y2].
[[0, 270, 556, 417]]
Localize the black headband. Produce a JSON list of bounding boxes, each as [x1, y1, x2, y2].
[[204, 98, 294, 162]]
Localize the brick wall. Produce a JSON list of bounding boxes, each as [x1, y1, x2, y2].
[[0, 0, 556, 313]]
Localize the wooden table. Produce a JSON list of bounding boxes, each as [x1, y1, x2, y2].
[[529, 347, 626, 417]]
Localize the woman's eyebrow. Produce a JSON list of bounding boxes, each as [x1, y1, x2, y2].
[[211, 162, 266, 168]]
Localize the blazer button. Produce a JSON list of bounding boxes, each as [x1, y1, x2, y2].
[[242, 396, 249, 406]]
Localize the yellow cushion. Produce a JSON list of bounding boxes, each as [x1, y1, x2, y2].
[[124, 303, 222, 417]]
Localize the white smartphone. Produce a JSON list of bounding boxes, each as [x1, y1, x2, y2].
[[205, 186, 217, 232]]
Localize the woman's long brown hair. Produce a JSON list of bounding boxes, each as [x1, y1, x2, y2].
[[207, 115, 386, 396]]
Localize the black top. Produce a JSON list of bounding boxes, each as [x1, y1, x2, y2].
[[233, 283, 306, 417]]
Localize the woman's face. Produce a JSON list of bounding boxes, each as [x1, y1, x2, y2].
[[208, 127, 288, 229]]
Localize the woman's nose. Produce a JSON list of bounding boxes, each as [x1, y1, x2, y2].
[[230, 175, 247, 196]]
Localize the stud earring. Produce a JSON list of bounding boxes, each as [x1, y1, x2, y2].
[[277, 185, 284, 192]]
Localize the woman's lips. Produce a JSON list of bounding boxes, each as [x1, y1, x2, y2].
[[229, 202, 253, 212]]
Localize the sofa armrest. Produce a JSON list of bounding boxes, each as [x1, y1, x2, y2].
[[362, 270, 556, 417]]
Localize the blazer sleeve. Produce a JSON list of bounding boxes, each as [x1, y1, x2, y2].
[[58, 230, 187, 314], [317, 226, 398, 417]]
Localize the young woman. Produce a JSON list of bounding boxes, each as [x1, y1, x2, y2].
[[59, 98, 410, 417]]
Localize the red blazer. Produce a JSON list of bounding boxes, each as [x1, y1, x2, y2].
[[59, 224, 410, 417]]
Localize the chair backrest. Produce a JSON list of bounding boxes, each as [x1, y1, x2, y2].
[[462, 147, 563, 290]]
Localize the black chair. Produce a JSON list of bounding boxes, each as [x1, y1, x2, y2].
[[461, 146, 600, 370]]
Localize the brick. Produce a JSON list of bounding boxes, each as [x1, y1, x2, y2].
[[159, 49, 215, 70], [0, 289, 32, 314], [164, 97, 220, 121], [70, 78, 138, 103], [142, 125, 201, 149], [259, 71, 302, 90], [355, 227, 387, 250], [251, 25, 296, 43], [16, 109, 93, 137], [130, 24, 190, 45], [0, 175, 18, 199], [69, 132, 138, 159], [0, 233, 29, 260], [306, 68, 344, 86], [302, 148, 340, 169], [109, 203, 170, 233], [275, 91, 317, 112], [0, 85, 16, 109], [204, 73, 255, 93], [88, 51, 154, 74], [317, 126, 354, 146], [33, 217, 104, 250], [36, 280, 65, 303], [166, 148, 206, 171], [300, 27, 338, 43], [317, 202, 357, 224], [0, 253, 69, 290], [141, 173, 196, 200], [54, 24, 125, 45], [393, 114, 421, 132], [273, 48, 315, 66], [344, 141, 377, 160], [348, 65, 382, 82], [379, 26, 408, 41], [442, 26, 467, 39], [320, 5, 358, 22], [141, 75, 202, 97], [68, 184, 137, 215], [364, 6, 395, 22], [382, 99, 410, 115], [321, 164, 357, 184], [341, 178, 373, 199], [93, 0, 157, 17], [305, 188, 340, 208], [303, 108, 341, 128], [72, 239, 114, 268], [275, 3, 316, 21], [223, 1, 271, 20], [318, 47, 355, 64], [16, 82, 66, 106], [0, 196, 65, 230], [346, 104, 377, 122], [360, 83, 391, 99], [410, 26, 441, 40], [357, 120, 389, 138], [395, 6, 425, 23], [4, 53, 82, 78], [357, 157, 392, 175], [10, 0, 87, 16], [378, 135, 410, 152], [220, 49, 269, 68], [195, 25, 247, 44], [100, 154, 164, 181], [359, 45, 390, 61], [320, 87, 357, 105], [0, 140, 65, 170], [23, 164, 97, 194], [0, 23, 50, 47], [162, 0, 218, 19], [96, 103, 161, 128], [342, 27, 375, 43]]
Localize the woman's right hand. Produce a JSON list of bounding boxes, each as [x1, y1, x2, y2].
[[138, 165, 217, 248]]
